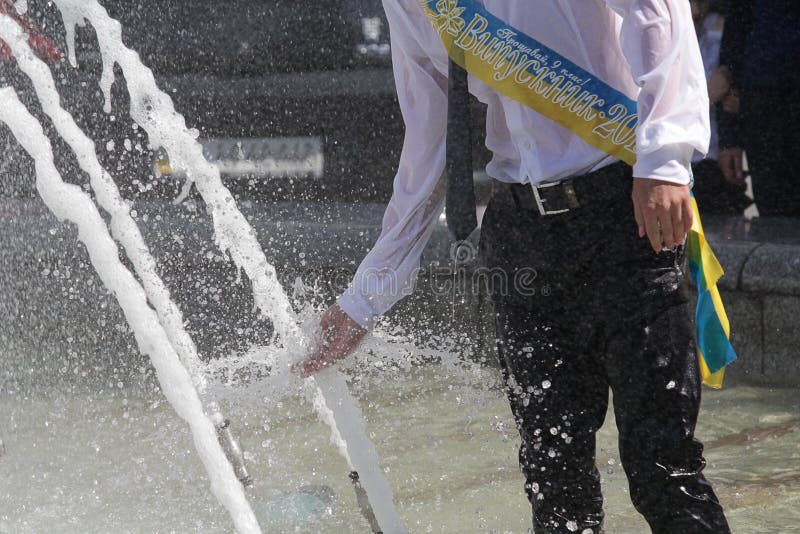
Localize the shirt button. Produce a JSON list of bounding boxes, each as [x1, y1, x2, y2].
[[522, 141, 532, 150]]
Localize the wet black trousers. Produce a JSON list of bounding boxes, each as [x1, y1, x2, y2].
[[479, 163, 731, 534]]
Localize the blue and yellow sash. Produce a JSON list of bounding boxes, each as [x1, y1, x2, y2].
[[422, 0, 737, 387]]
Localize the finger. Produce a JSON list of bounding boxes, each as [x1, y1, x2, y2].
[[719, 154, 736, 184], [291, 358, 315, 378], [671, 202, 685, 246], [296, 354, 333, 378], [660, 208, 676, 249], [733, 151, 744, 182], [722, 93, 740, 113], [683, 195, 694, 236], [291, 343, 331, 378], [291, 352, 320, 378], [633, 196, 646, 238], [644, 208, 662, 252], [320, 313, 333, 333], [294, 330, 364, 379]]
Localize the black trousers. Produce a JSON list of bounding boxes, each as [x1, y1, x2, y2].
[[479, 163, 731, 534], [691, 159, 751, 216]]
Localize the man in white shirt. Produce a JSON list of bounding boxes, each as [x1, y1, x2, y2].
[[294, 1, 731, 532]]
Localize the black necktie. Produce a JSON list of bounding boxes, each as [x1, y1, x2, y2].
[[445, 59, 478, 242]]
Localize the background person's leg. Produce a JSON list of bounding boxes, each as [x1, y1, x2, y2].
[[690, 159, 751, 215], [743, 87, 800, 217]]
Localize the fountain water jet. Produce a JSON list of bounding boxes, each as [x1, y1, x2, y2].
[[1, 2, 406, 531], [53, 0, 299, 341], [0, 5, 255, 487], [0, 86, 262, 533]]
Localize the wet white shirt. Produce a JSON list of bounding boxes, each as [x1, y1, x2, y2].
[[339, 0, 710, 328]]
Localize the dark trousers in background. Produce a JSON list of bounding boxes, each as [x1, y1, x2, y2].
[[691, 159, 751, 216], [742, 87, 800, 217], [479, 162, 731, 534]]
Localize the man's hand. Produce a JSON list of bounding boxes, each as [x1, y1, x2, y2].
[[708, 66, 732, 104], [290, 304, 368, 379], [721, 92, 740, 114], [718, 147, 746, 186], [632, 178, 694, 252]]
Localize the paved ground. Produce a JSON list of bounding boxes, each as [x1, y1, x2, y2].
[[1, 349, 798, 533]]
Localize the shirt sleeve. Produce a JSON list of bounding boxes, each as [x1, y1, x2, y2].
[[605, 0, 711, 184], [338, 0, 448, 329]]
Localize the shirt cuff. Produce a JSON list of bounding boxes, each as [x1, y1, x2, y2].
[[632, 145, 693, 185], [338, 290, 379, 330]]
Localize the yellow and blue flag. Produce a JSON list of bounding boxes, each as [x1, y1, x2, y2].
[[687, 194, 738, 388]]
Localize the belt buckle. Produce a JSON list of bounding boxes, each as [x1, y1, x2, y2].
[[531, 181, 572, 216]]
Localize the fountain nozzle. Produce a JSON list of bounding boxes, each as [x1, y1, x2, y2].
[[208, 404, 252, 488], [216, 418, 253, 487]]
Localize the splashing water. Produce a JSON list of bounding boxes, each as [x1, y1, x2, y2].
[[0, 86, 262, 533], [0, 5, 206, 391], [52, 0, 298, 341], [0, 2, 406, 532]]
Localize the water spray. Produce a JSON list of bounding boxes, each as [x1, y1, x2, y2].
[[2, 1, 407, 530], [0, 86, 262, 533], [52, 1, 405, 531], [0, 9, 254, 492]]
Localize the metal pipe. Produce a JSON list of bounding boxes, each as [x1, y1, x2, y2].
[[209, 403, 253, 488]]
